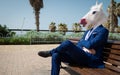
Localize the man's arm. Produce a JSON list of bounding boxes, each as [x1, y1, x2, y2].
[[83, 47, 96, 54], [80, 28, 109, 49], [69, 38, 80, 44]]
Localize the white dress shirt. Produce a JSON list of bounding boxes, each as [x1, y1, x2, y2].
[[85, 25, 100, 40]]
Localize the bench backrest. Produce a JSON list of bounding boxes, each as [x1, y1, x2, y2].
[[103, 40, 120, 73]]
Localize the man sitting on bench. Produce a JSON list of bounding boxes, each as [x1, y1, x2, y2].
[[38, 2, 109, 75]]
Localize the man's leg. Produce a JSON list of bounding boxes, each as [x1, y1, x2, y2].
[[51, 52, 75, 75], [51, 40, 90, 65], [38, 40, 75, 57], [38, 40, 90, 75], [51, 40, 91, 75], [50, 40, 75, 54], [51, 53, 60, 75], [38, 40, 90, 65]]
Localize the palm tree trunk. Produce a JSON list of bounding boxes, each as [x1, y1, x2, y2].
[[35, 11, 40, 32], [110, 0, 115, 32]]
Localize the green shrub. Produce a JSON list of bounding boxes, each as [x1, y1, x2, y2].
[[108, 33, 120, 40], [0, 36, 30, 45], [0, 31, 120, 45], [26, 31, 64, 41]]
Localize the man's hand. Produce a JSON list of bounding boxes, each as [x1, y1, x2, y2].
[[83, 47, 96, 55]]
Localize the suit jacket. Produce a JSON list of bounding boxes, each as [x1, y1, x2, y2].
[[77, 25, 109, 68]]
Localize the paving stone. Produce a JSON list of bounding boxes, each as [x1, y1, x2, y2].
[[0, 45, 71, 75]]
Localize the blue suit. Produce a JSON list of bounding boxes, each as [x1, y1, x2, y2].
[[50, 25, 109, 75]]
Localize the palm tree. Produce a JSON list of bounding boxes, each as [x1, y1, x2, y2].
[[29, 0, 43, 32], [58, 23, 68, 35], [49, 22, 56, 32], [86, 24, 93, 30], [115, 3, 120, 17], [107, 0, 120, 32], [72, 23, 81, 33], [103, 20, 110, 30]]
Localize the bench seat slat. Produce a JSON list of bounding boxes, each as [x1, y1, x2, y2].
[[111, 49, 120, 55], [94, 69, 120, 75], [81, 69, 108, 75], [105, 44, 120, 49], [103, 53, 120, 61], [81, 68, 104, 75], [106, 58, 120, 66], [111, 45, 120, 49], [105, 44, 120, 50], [105, 64, 120, 73], [103, 49, 120, 55], [67, 66, 120, 75], [93, 69, 119, 75], [67, 66, 102, 75], [109, 54, 120, 61], [68, 66, 89, 75], [83, 68, 120, 75]]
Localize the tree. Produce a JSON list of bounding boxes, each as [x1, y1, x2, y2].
[[29, 0, 44, 32], [107, 0, 120, 32], [72, 23, 81, 33], [58, 23, 68, 35], [0, 24, 16, 37], [49, 22, 56, 32], [115, 3, 120, 17]]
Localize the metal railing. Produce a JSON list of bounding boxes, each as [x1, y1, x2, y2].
[[0, 29, 119, 45]]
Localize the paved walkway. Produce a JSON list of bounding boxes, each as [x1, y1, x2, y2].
[[0, 45, 71, 75]]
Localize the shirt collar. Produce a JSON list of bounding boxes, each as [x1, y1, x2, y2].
[[92, 24, 101, 31]]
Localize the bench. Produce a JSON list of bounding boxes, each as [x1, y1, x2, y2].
[[63, 39, 120, 75]]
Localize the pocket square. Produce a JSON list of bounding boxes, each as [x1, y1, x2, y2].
[[92, 32, 97, 34]]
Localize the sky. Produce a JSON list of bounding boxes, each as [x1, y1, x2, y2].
[[0, 0, 120, 30]]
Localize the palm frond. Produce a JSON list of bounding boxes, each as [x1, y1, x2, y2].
[[29, 0, 35, 7]]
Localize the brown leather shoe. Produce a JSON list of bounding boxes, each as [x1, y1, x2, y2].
[[38, 51, 51, 58]]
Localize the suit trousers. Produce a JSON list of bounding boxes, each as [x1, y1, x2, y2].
[[50, 40, 91, 75]]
